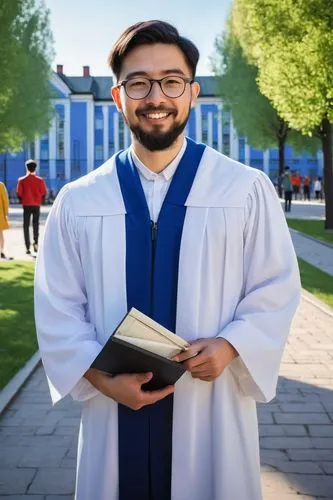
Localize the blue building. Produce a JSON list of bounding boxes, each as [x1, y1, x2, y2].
[[0, 64, 323, 194]]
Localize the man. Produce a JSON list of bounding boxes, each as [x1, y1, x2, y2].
[[303, 175, 311, 201], [283, 166, 293, 212], [16, 159, 47, 254], [35, 21, 301, 500]]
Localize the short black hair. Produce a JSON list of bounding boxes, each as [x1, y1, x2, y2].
[[108, 20, 199, 80], [25, 159, 37, 172]]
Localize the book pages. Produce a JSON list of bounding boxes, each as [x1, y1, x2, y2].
[[114, 307, 189, 359]]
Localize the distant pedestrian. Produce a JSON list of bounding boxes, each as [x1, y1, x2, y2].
[[303, 175, 310, 201], [283, 166, 293, 212], [16, 160, 47, 255], [0, 181, 13, 260], [313, 177, 322, 201], [291, 171, 301, 200]]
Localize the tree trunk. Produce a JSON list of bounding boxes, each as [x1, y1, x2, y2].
[[321, 118, 333, 230], [277, 120, 288, 198]]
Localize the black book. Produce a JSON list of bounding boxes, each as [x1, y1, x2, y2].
[[91, 308, 189, 391]]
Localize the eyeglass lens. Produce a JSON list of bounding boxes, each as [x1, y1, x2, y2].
[[125, 76, 187, 99]]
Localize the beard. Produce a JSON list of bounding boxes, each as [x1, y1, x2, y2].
[[124, 105, 191, 152]]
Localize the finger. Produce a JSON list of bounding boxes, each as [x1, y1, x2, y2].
[[189, 364, 212, 375], [191, 373, 215, 381], [142, 384, 175, 404], [174, 349, 200, 362], [135, 372, 153, 384], [184, 352, 208, 370], [173, 340, 207, 362]]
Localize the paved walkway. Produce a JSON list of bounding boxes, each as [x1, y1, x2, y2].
[[1, 294, 333, 498], [1, 201, 333, 498]]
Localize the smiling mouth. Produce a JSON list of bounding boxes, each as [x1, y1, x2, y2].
[[139, 111, 174, 121]]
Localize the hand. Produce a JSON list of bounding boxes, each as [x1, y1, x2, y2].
[[174, 338, 238, 382], [84, 368, 175, 410]]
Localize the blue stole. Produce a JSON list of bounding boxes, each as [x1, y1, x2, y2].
[[116, 138, 205, 500]]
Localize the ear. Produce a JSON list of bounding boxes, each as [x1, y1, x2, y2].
[[190, 81, 200, 108], [111, 85, 122, 112]]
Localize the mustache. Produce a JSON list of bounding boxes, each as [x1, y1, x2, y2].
[[136, 106, 176, 115]]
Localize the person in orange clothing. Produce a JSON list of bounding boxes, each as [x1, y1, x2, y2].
[[16, 159, 47, 254], [0, 181, 13, 259], [291, 171, 301, 200]]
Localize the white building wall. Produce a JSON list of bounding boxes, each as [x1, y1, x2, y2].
[[195, 104, 202, 143], [245, 141, 251, 166]]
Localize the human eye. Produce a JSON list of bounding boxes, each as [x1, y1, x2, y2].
[[163, 76, 183, 87], [127, 78, 148, 89]]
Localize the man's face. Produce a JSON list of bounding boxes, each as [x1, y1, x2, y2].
[[111, 43, 200, 151]]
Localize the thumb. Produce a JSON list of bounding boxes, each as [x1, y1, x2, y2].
[[135, 372, 153, 384]]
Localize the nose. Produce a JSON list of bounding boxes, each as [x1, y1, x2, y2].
[[146, 81, 166, 103]]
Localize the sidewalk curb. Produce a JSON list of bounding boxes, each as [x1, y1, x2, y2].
[[0, 351, 41, 416], [301, 288, 333, 319], [289, 227, 333, 250]]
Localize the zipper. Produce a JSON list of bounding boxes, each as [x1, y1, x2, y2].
[[151, 221, 158, 315]]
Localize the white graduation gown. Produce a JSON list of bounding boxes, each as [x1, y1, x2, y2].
[[35, 145, 301, 500]]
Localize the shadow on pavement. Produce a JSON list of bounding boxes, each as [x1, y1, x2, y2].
[[259, 375, 333, 499], [0, 368, 332, 497]]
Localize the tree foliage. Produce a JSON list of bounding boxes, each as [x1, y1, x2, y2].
[[0, 0, 54, 152], [211, 25, 318, 178], [232, 0, 333, 229]]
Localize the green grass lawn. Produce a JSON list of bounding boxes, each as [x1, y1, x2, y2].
[[0, 258, 332, 391], [298, 258, 333, 309], [288, 219, 333, 246], [0, 261, 37, 390]]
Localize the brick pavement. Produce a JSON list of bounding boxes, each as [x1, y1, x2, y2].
[[0, 295, 333, 498]]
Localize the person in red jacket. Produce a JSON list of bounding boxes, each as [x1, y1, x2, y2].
[[16, 159, 47, 254]]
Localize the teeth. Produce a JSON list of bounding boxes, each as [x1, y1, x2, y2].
[[146, 113, 168, 119]]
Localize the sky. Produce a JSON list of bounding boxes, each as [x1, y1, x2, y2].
[[44, 0, 232, 77]]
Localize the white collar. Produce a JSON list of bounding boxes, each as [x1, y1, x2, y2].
[[130, 138, 187, 181]]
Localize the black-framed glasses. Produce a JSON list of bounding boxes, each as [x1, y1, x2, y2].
[[118, 75, 194, 100]]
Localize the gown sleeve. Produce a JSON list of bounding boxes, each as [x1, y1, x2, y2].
[[34, 187, 102, 404], [218, 171, 301, 403]]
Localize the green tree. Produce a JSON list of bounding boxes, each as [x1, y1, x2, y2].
[[232, 0, 333, 229], [0, 0, 54, 152], [212, 28, 318, 196]]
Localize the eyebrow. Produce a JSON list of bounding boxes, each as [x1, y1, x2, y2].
[[124, 68, 187, 79]]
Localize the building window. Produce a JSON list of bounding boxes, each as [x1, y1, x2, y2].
[[29, 141, 35, 159], [238, 137, 245, 162], [223, 133, 230, 156], [202, 114, 208, 144], [72, 140, 81, 179], [222, 110, 230, 126], [40, 142, 48, 160], [56, 107, 65, 160], [109, 141, 115, 156], [95, 144, 103, 161], [95, 116, 103, 130]]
